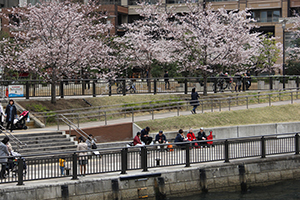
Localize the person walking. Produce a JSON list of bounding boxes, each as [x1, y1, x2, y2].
[[190, 88, 199, 114], [5, 100, 17, 132], [0, 136, 9, 179]]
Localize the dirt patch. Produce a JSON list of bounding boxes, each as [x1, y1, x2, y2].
[[18, 98, 92, 112]]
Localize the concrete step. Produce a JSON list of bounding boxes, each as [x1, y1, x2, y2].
[[18, 144, 77, 154], [22, 141, 75, 148]]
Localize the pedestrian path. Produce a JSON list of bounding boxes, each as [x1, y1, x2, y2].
[[13, 97, 300, 134]]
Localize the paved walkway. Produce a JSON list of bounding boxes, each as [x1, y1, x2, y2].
[[10, 97, 300, 135]]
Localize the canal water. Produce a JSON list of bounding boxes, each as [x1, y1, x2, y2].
[[169, 179, 300, 200]]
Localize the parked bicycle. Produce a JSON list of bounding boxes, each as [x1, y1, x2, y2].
[[116, 80, 137, 94]]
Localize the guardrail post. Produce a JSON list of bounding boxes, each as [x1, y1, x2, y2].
[[82, 80, 85, 95], [152, 104, 154, 120], [56, 114, 60, 130], [92, 81, 96, 97], [269, 94, 271, 106], [213, 78, 217, 93], [154, 79, 157, 94], [291, 92, 293, 104], [219, 100, 221, 111], [269, 76, 273, 90], [184, 79, 188, 94], [228, 99, 231, 111], [295, 133, 299, 155], [177, 102, 179, 116], [121, 148, 128, 174], [141, 146, 148, 172], [283, 75, 286, 90], [132, 108, 134, 122], [246, 97, 249, 109], [224, 140, 229, 163], [261, 136, 266, 158], [26, 81, 29, 99], [17, 157, 24, 185], [122, 80, 126, 96], [60, 81, 64, 98], [185, 143, 190, 167], [109, 80, 112, 96], [242, 78, 246, 91], [211, 100, 213, 112], [72, 153, 78, 180]]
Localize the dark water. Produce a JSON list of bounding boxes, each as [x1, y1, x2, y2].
[[169, 179, 300, 200]]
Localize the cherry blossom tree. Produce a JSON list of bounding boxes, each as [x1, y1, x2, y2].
[[250, 34, 282, 75], [114, 2, 176, 90], [0, 0, 115, 103], [172, 3, 262, 95]]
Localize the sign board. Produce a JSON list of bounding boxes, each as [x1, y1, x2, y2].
[[8, 85, 24, 97]]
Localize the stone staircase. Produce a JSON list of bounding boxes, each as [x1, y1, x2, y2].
[[0, 131, 77, 157]]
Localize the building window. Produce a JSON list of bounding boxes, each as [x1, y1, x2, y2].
[[251, 10, 281, 23], [128, 0, 159, 5]]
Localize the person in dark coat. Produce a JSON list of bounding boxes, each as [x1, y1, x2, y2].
[[141, 127, 152, 145], [197, 127, 207, 147], [191, 88, 199, 114], [155, 130, 167, 144], [5, 100, 17, 132], [174, 129, 187, 148]]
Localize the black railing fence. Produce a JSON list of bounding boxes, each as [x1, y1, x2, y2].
[[2, 75, 300, 99], [0, 132, 299, 185]]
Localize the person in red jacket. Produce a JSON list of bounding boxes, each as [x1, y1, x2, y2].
[[187, 128, 196, 141], [133, 132, 144, 146], [207, 130, 213, 147]]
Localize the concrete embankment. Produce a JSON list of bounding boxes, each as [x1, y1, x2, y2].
[[1, 154, 300, 200]]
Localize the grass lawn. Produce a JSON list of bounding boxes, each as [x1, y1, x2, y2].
[[136, 103, 300, 132]]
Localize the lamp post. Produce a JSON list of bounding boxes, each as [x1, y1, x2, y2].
[[281, 19, 287, 89]]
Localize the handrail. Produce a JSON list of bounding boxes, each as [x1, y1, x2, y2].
[[33, 90, 296, 117], [59, 114, 91, 141], [31, 89, 300, 127], [0, 125, 27, 149]]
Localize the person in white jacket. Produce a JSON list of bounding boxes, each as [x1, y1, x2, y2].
[[0, 103, 4, 128]]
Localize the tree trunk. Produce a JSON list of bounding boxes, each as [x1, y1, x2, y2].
[[51, 81, 56, 104], [147, 68, 151, 93], [203, 75, 208, 96]]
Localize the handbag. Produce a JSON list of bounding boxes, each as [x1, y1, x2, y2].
[[92, 143, 97, 149]]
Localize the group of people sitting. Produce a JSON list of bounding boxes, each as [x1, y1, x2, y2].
[[134, 127, 166, 146], [133, 126, 213, 148]]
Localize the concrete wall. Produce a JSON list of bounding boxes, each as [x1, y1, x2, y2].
[[150, 122, 300, 141], [2, 155, 300, 200], [69, 122, 132, 143]]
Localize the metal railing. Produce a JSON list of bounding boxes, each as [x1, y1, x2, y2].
[[30, 90, 300, 128], [2, 75, 300, 99], [59, 114, 91, 141], [0, 132, 299, 185]]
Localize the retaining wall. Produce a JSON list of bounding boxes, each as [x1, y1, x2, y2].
[[2, 155, 300, 200], [151, 121, 300, 141]]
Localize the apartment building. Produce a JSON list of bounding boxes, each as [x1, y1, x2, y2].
[[0, 0, 128, 36]]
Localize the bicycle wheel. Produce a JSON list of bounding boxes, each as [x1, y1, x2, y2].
[[116, 87, 122, 94]]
